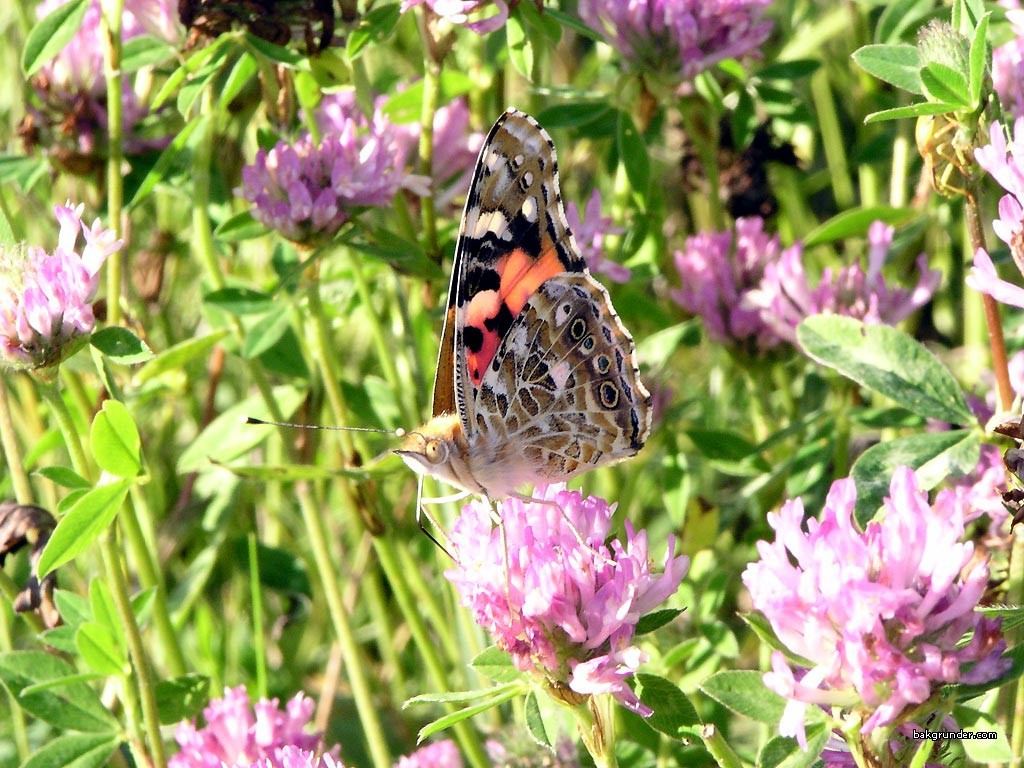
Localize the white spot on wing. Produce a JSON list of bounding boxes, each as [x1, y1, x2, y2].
[[521, 196, 537, 222]]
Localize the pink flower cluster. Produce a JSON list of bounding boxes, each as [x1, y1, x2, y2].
[[746, 220, 940, 345], [742, 468, 1009, 748], [400, 0, 509, 34], [671, 216, 783, 349], [577, 0, 773, 81], [240, 94, 425, 243], [967, 118, 1024, 304], [394, 741, 461, 768], [994, 8, 1024, 119], [566, 190, 631, 283], [31, 0, 179, 158], [672, 217, 940, 350], [247, 748, 345, 768], [0, 203, 122, 369], [939, 444, 1010, 534], [169, 686, 326, 768], [445, 484, 688, 715]]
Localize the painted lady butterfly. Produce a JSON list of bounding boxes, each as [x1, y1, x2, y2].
[[396, 109, 651, 500]]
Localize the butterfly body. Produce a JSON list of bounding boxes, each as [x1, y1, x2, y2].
[[397, 109, 651, 500]]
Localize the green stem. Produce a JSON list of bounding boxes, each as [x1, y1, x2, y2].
[[39, 382, 89, 477], [100, 533, 167, 768], [248, 533, 268, 699], [890, 128, 910, 209], [907, 737, 933, 768], [699, 723, 743, 768], [192, 98, 221, 292], [124, 488, 187, 676], [303, 278, 358, 459], [101, 0, 125, 326], [810, 69, 855, 210], [376, 539, 488, 768], [295, 481, 393, 768], [417, 12, 442, 262], [679, 105, 723, 231], [0, 376, 33, 504], [1010, 527, 1024, 767], [348, 254, 420, 427], [576, 695, 617, 768], [965, 190, 1012, 411]]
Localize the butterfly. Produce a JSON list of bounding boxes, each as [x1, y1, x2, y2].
[[396, 109, 651, 502]]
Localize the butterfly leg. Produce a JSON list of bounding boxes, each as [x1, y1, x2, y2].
[[415, 475, 456, 559], [508, 491, 615, 565]]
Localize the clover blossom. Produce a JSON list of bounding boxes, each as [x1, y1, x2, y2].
[[577, 0, 773, 81], [670, 216, 783, 349], [400, 0, 508, 34], [169, 686, 329, 768], [936, 444, 1009, 534], [240, 94, 421, 243], [994, 10, 1024, 119], [445, 484, 688, 715], [394, 741, 461, 768], [0, 203, 122, 370], [745, 220, 940, 345], [969, 118, 1024, 288], [566, 190, 631, 284], [247, 748, 346, 768], [29, 0, 177, 162], [742, 468, 1009, 749]]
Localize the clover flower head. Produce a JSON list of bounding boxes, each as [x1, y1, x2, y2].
[[29, 0, 177, 161], [935, 444, 1009, 534], [671, 216, 783, 349], [394, 741, 461, 768], [578, 0, 773, 81], [445, 484, 688, 716], [247, 747, 346, 768], [0, 203, 122, 370], [742, 468, 1009, 748], [970, 118, 1024, 286], [399, 0, 509, 34], [169, 686, 328, 768], [240, 94, 423, 243], [994, 11, 1024, 119], [744, 220, 940, 345]]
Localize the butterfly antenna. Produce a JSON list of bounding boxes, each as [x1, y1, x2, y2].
[[245, 416, 407, 437]]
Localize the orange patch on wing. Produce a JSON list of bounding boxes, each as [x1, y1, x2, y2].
[[496, 244, 564, 314], [462, 245, 566, 387]]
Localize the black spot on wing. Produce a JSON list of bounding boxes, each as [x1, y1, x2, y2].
[[464, 326, 484, 353], [466, 267, 500, 294], [484, 302, 514, 339]]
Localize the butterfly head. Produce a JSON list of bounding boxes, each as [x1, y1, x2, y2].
[[393, 413, 478, 493]]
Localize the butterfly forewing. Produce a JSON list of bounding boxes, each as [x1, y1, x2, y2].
[[431, 110, 587, 431]]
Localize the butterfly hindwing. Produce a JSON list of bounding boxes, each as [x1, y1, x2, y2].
[[431, 109, 585, 435], [473, 273, 651, 482]]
